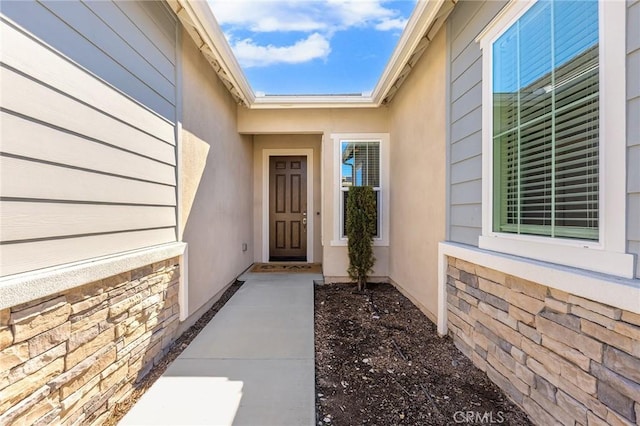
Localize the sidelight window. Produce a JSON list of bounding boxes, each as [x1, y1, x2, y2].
[[340, 141, 381, 238], [331, 133, 389, 246]]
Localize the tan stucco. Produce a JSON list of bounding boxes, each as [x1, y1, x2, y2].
[[322, 246, 390, 283], [252, 134, 323, 263], [239, 107, 391, 279], [180, 29, 254, 315], [387, 27, 447, 320], [238, 108, 389, 135]]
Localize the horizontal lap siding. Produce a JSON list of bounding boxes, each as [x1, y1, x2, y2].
[[448, 0, 507, 246], [0, 1, 178, 277], [0, 156, 176, 206], [0, 66, 175, 163], [0, 112, 175, 185], [1, 0, 176, 120], [628, 0, 640, 278], [447, 0, 639, 277], [1, 229, 177, 276]]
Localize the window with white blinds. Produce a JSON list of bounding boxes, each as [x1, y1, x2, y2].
[[492, 0, 599, 241], [340, 141, 381, 238]]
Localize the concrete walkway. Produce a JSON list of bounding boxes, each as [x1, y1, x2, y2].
[[120, 271, 320, 426]]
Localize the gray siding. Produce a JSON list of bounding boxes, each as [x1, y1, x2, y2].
[[1, 0, 176, 120], [628, 0, 640, 277], [0, 1, 178, 276], [447, 0, 507, 246]]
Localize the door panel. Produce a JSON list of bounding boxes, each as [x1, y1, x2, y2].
[[269, 156, 307, 260]]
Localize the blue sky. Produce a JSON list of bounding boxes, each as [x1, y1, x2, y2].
[[207, 0, 417, 95]]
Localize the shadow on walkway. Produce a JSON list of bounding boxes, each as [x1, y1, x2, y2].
[[120, 271, 320, 426]]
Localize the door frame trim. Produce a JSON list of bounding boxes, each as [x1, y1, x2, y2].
[[262, 149, 314, 263]]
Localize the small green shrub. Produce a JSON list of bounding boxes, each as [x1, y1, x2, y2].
[[346, 186, 376, 291]]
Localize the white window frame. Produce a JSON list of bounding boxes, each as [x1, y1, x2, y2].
[[331, 133, 390, 247], [476, 0, 633, 278]]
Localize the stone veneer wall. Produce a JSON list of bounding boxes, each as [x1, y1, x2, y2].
[[446, 257, 640, 426], [0, 257, 181, 425]]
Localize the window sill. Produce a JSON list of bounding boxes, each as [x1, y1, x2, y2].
[[479, 235, 635, 279], [438, 241, 640, 335]]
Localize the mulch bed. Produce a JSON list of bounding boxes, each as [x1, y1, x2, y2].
[[314, 282, 533, 426], [104, 279, 533, 425]]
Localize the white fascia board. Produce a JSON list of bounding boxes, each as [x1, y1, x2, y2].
[[177, 0, 254, 105], [370, 0, 446, 105], [183, 0, 447, 109], [250, 95, 378, 109]]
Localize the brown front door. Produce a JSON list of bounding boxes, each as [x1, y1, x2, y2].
[[269, 156, 307, 261]]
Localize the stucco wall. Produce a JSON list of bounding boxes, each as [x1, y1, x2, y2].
[[387, 28, 447, 321], [238, 108, 389, 136], [180, 29, 254, 316], [238, 108, 390, 279], [252, 134, 323, 263]]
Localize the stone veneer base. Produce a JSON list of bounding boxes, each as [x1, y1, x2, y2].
[[446, 256, 640, 425], [0, 257, 181, 425]]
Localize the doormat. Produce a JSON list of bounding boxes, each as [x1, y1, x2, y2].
[[250, 263, 323, 274]]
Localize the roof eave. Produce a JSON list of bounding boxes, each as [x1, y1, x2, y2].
[[169, 0, 255, 106], [172, 0, 455, 109], [374, 0, 457, 106], [250, 95, 378, 109]]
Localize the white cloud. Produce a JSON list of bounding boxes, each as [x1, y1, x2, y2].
[[374, 17, 408, 31], [207, 0, 413, 68], [231, 33, 331, 67], [209, 1, 327, 32], [208, 0, 410, 34], [249, 16, 326, 32], [326, 0, 394, 28]]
